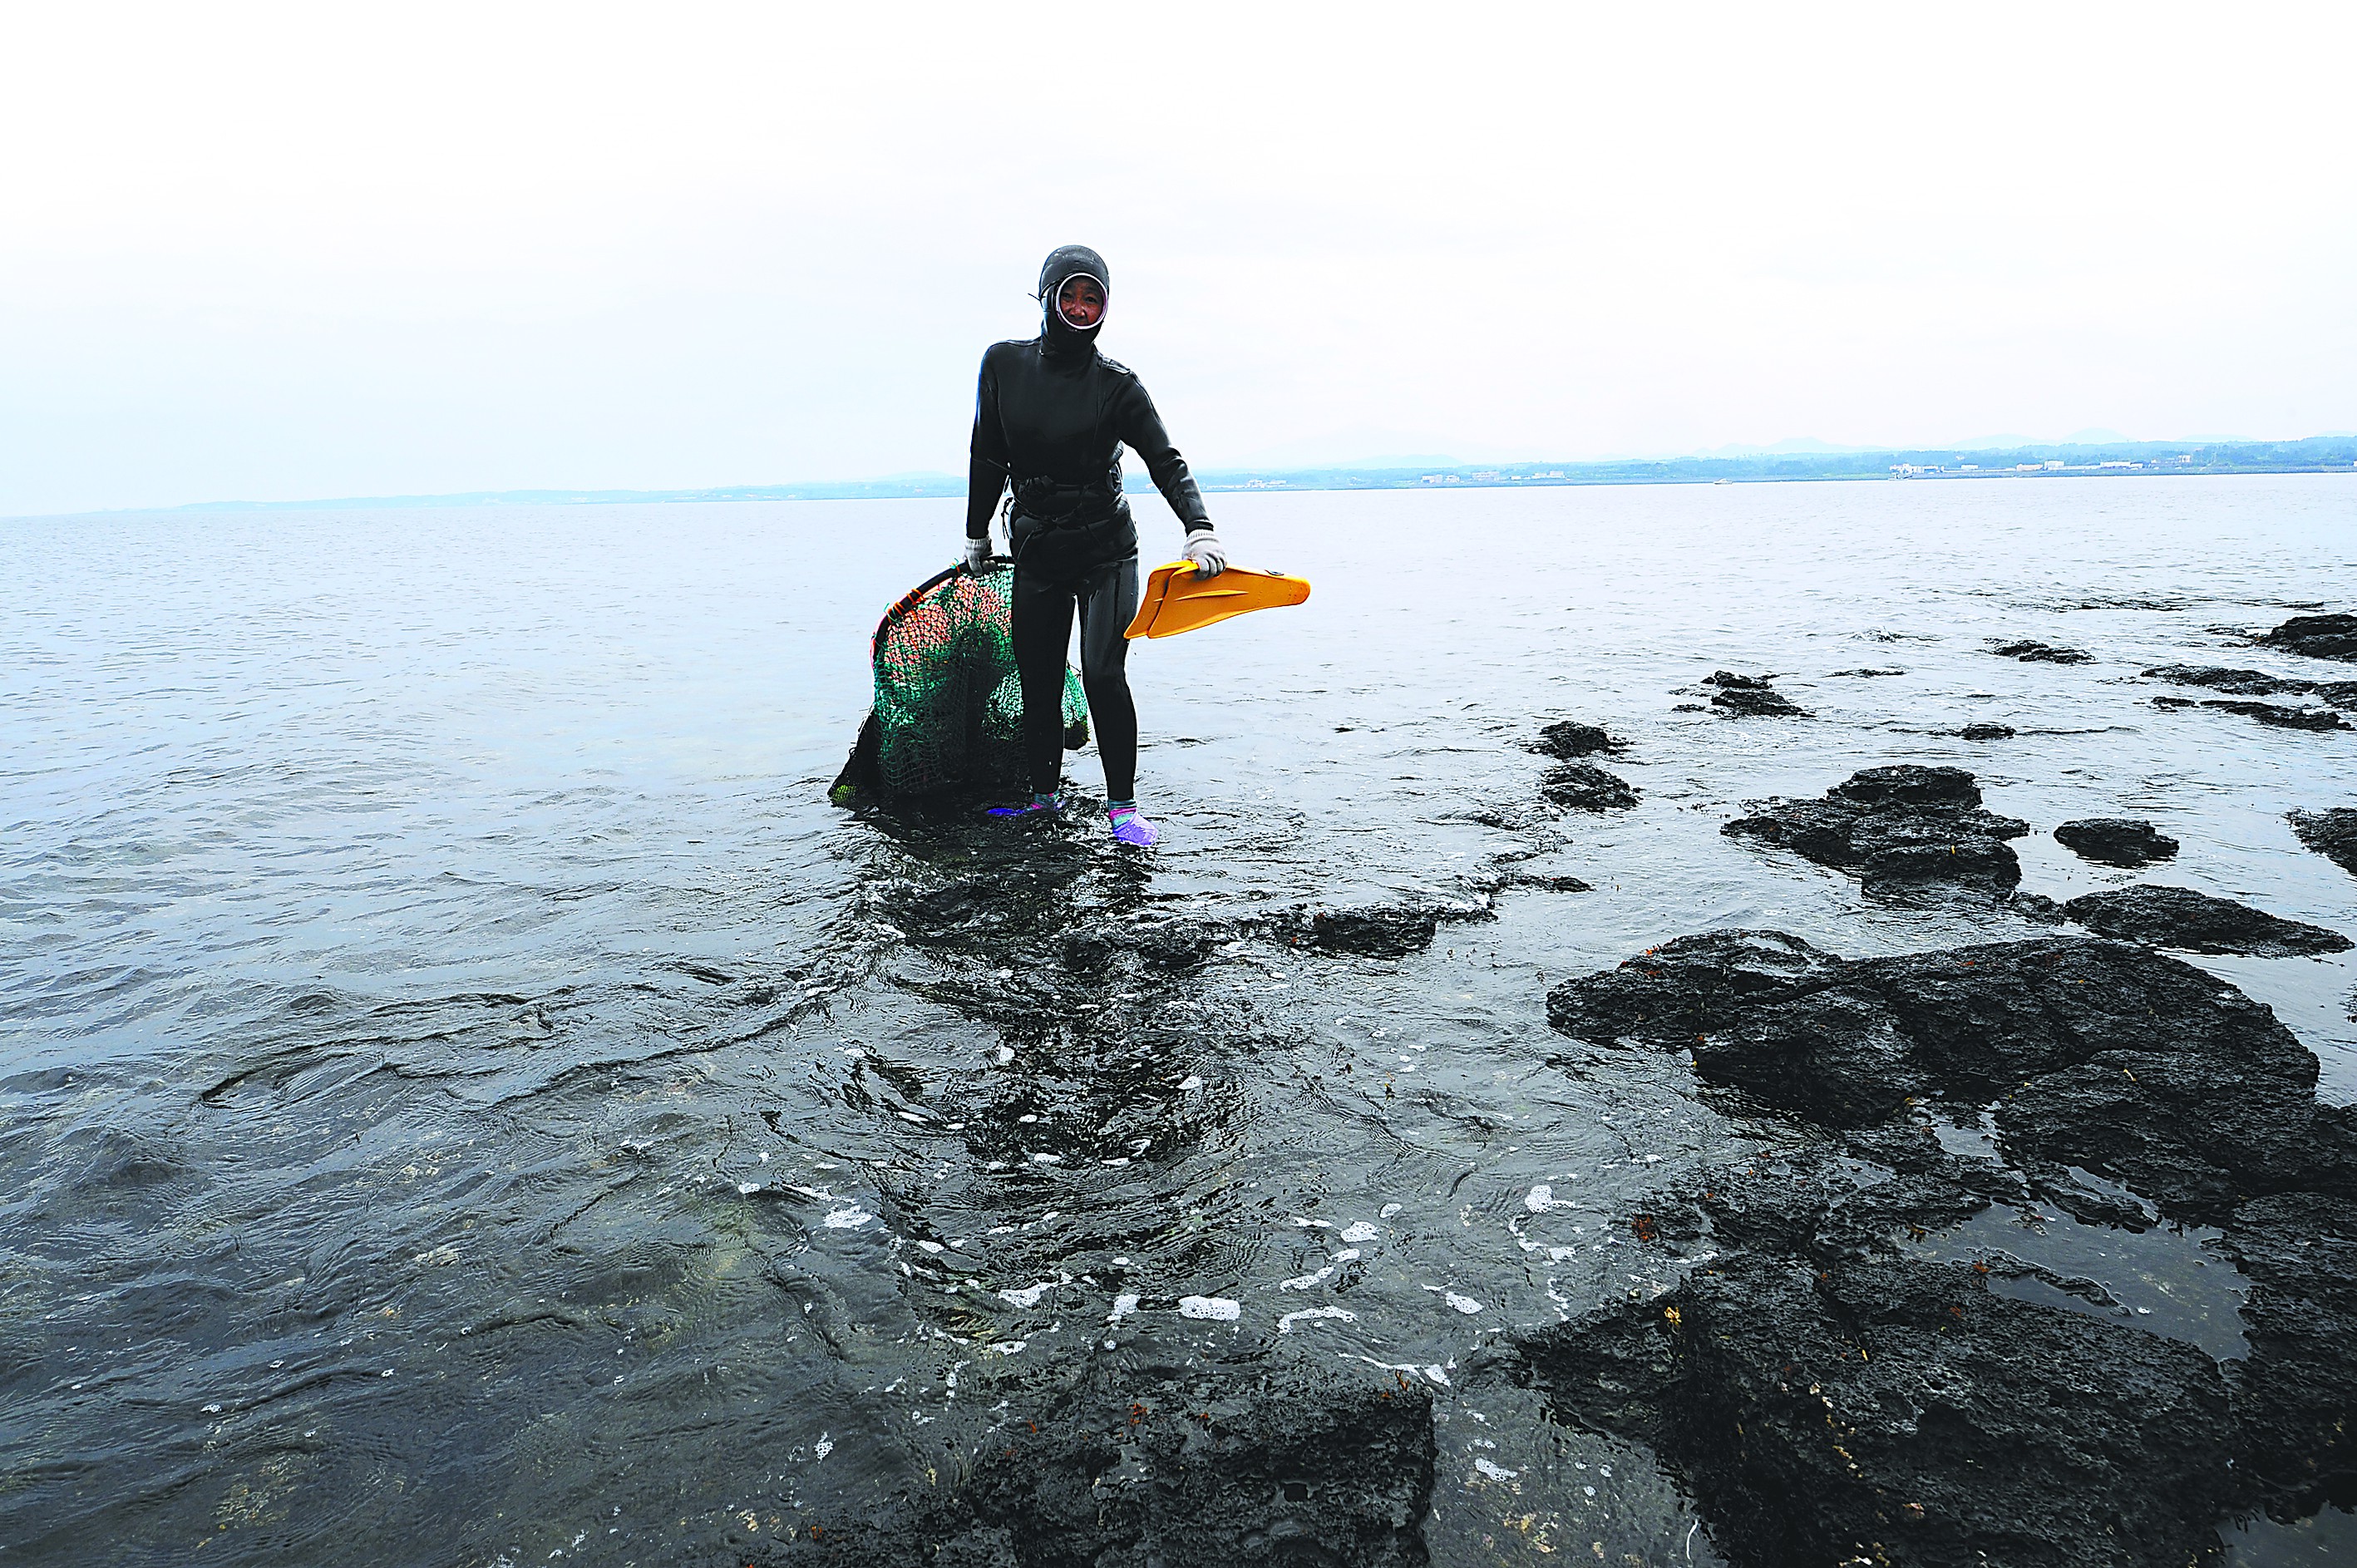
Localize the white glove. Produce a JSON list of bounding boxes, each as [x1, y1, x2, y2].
[[961, 535, 989, 574], [1180, 530, 1227, 578]]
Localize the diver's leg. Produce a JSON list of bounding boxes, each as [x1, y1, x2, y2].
[[1076, 555, 1142, 802], [1009, 566, 1077, 798]]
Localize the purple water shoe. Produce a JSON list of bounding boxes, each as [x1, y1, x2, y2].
[[1107, 803, 1158, 848]]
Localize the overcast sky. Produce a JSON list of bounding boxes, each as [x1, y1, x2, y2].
[[4, 2, 2353, 514]]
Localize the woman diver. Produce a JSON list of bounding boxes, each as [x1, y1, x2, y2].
[[962, 244, 1225, 848]]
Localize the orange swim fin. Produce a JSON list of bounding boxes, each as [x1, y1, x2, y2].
[[1122, 563, 1312, 640]]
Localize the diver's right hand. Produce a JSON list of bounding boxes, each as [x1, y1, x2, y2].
[[961, 535, 989, 574]]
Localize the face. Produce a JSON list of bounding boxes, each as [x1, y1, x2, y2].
[[1054, 274, 1107, 329]]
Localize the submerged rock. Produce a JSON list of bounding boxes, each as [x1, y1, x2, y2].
[[2259, 611, 2357, 663], [2061, 884, 2351, 957], [767, 1369, 1436, 1566], [2153, 694, 2349, 731], [2290, 807, 2357, 877], [1722, 766, 2029, 898], [1990, 639, 2093, 664], [1700, 670, 1808, 717], [1540, 761, 1639, 811], [1528, 719, 1625, 758], [1956, 722, 2015, 741], [2053, 817, 2178, 867]]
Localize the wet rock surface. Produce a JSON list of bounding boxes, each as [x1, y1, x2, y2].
[[2062, 884, 2352, 958], [2260, 612, 2357, 663], [763, 1370, 1437, 1567], [1722, 766, 2029, 898], [2154, 694, 2350, 731], [1700, 670, 1808, 717], [1955, 722, 2015, 741], [1529, 928, 2357, 1562], [1257, 900, 1493, 959], [1540, 761, 1640, 811], [2145, 663, 2357, 708], [2054, 817, 2179, 866], [2290, 807, 2357, 877], [1990, 639, 2093, 664], [1528, 719, 1625, 758]]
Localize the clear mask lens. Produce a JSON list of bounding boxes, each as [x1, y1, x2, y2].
[[1053, 274, 1107, 330]]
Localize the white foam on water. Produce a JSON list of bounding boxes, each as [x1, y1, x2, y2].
[[1178, 1295, 1241, 1322]]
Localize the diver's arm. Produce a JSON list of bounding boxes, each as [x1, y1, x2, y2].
[[967, 353, 1009, 540], [1116, 381, 1212, 534]]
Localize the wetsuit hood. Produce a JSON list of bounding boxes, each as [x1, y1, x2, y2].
[[1037, 244, 1109, 358]]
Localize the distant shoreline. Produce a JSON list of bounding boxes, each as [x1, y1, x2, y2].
[[22, 435, 2356, 519]]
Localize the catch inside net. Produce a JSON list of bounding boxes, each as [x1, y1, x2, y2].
[[831, 560, 1088, 802]]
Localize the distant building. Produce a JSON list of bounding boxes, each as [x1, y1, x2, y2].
[[2044, 461, 2065, 470]]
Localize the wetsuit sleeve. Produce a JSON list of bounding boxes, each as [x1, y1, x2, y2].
[[1115, 377, 1212, 533], [967, 351, 1008, 540]]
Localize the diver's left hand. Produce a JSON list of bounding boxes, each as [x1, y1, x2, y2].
[[1181, 530, 1227, 578]]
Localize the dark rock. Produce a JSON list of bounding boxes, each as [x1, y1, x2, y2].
[[2221, 1187, 2357, 1511], [763, 1369, 1435, 1566], [1990, 639, 2093, 664], [1528, 719, 1625, 758], [1956, 722, 2016, 741], [1497, 870, 1594, 895], [1701, 670, 1808, 717], [1551, 931, 2329, 1216], [2007, 890, 2066, 924], [2168, 698, 2349, 732], [2259, 612, 2357, 663], [1546, 929, 1851, 1048], [1723, 766, 2029, 898], [1260, 900, 1489, 959], [1518, 1231, 2237, 1568], [2144, 663, 2311, 697], [2290, 807, 2357, 877], [1533, 929, 2357, 1550], [1539, 761, 1639, 811], [2062, 884, 2352, 957], [2053, 817, 2179, 867]]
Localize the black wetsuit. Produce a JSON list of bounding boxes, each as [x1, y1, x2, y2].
[[966, 250, 1211, 799]]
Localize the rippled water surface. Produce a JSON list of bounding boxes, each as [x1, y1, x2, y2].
[[5, 476, 2355, 1565]]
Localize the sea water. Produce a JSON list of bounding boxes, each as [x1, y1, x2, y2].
[[3, 476, 2353, 1564]]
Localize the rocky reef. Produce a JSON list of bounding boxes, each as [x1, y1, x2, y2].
[[2061, 885, 2351, 957], [2054, 817, 2178, 867], [2290, 808, 2357, 878], [764, 1369, 1437, 1566], [2260, 612, 2357, 663], [1990, 639, 2093, 664], [1541, 761, 1640, 811], [1526, 929, 2357, 1564], [1701, 671, 1808, 717], [1955, 722, 2015, 742], [1722, 766, 2028, 899], [2145, 663, 2357, 708], [1528, 719, 1626, 758], [2153, 695, 2349, 732]]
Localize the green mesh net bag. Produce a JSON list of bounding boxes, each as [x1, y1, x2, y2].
[[831, 560, 1088, 803]]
